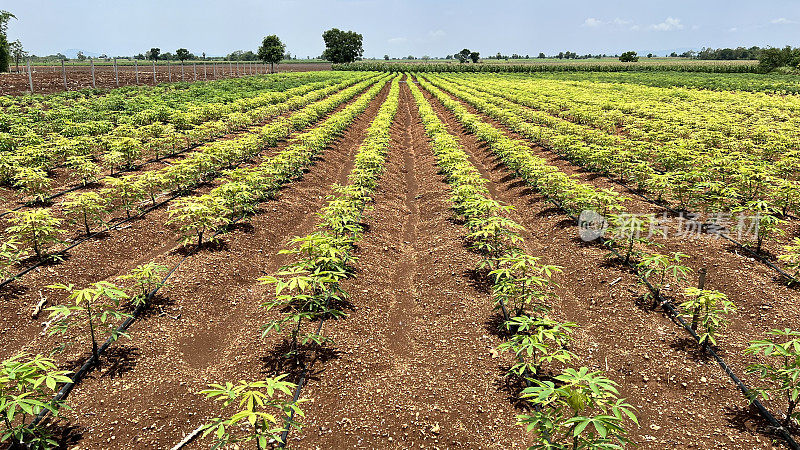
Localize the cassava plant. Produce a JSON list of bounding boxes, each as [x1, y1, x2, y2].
[[778, 238, 800, 283], [13, 167, 51, 204], [733, 200, 786, 254], [745, 329, 800, 428], [680, 288, 736, 349], [199, 375, 306, 449], [488, 249, 562, 317], [167, 195, 232, 248], [518, 367, 638, 449], [46, 282, 131, 364], [0, 353, 72, 450], [65, 155, 101, 186], [496, 315, 576, 378], [5, 209, 63, 260], [102, 175, 145, 219], [61, 191, 109, 235], [119, 262, 169, 307], [0, 238, 24, 280], [637, 251, 692, 307], [260, 233, 350, 359]]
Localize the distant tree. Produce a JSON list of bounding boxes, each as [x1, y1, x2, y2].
[[759, 46, 800, 72], [619, 51, 639, 62], [175, 48, 190, 62], [469, 51, 480, 63], [76, 50, 86, 61], [538, 52, 546, 59], [321, 28, 363, 63], [201, 51, 206, 60], [384, 54, 389, 60], [445, 54, 452, 60], [0, 10, 16, 72], [257, 34, 285, 73], [455, 48, 471, 63], [147, 48, 161, 61], [55, 52, 67, 61], [670, 52, 678, 57], [0, 34, 8, 72], [647, 53, 654, 58], [134, 53, 145, 60], [9, 39, 23, 72]]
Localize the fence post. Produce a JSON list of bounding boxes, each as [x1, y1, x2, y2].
[[90, 58, 96, 89], [135, 59, 139, 84], [61, 59, 67, 91], [27, 58, 34, 94], [153, 60, 156, 83], [114, 58, 119, 87]]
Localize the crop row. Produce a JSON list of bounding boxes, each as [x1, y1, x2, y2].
[[0, 75, 396, 450], [423, 74, 800, 266], [415, 74, 800, 445], [0, 74, 383, 282], [223, 75, 402, 447], [0, 71, 339, 130], [333, 61, 760, 73], [0, 73, 362, 201], [409, 76, 639, 448], [460, 72, 800, 160]]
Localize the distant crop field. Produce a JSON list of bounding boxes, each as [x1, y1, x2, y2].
[[1, 69, 799, 449]]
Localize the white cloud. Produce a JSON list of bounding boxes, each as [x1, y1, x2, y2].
[[428, 29, 446, 38], [649, 17, 684, 31], [583, 17, 603, 27], [611, 18, 632, 26], [771, 17, 797, 24], [388, 37, 408, 44], [728, 27, 739, 32]]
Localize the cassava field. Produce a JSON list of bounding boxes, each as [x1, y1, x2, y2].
[[1, 66, 800, 449]]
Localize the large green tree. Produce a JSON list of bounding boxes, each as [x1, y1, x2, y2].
[[455, 48, 471, 63], [147, 47, 161, 61], [321, 28, 363, 64], [175, 48, 191, 62], [0, 10, 16, 73], [258, 34, 285, 73]]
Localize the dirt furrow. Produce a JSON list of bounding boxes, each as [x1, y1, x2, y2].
[[288, 80, 525, 449]]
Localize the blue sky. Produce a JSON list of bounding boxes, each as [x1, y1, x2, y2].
[[4, 0, 800, 58]]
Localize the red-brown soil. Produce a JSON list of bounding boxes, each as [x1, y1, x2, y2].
[[0, 62, 332, 96]]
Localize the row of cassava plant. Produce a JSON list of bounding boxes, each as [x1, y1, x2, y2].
[[166, 74, 393, 248], [424, 74, 797, 258], [0, 75, 383, 279], [2, 73, 372, 203], [197, 77, 401, 449], [416, 75, 739, 349], [0, 71, 351, 163], [415, 74, 800, 439], [409, 75, 639, 449]]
